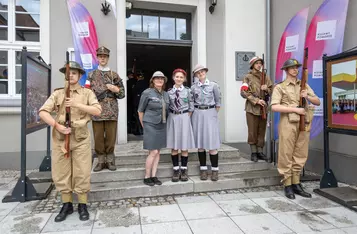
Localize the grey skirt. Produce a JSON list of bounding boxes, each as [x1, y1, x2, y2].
[[143, 122, 167, 150], [166, 112, 196, 150], [191, 108, 221, 150]]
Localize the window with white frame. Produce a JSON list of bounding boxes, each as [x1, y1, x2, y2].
[[0, 0, 41, 97]]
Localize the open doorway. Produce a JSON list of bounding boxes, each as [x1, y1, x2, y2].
[[126, 43, 192, 139]]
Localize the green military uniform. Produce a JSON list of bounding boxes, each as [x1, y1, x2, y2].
[[39, 61, 102, 222], [88, 46, 125, 171], [270, 59, 316, 199], [241, 57, 273, 162]]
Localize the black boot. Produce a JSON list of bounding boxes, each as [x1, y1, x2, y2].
[[257, 152, 268, 161], [284, 186, 296, 199], [55, 202, 73, 222], [78, 203, 90, 221], [251, 153, 258, 162], [292, 183, 312, 198]]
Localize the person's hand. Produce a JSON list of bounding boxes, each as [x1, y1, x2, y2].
[[188, 112, 192, 117], [300, 89, 308, 98], [65, 98, 77, 108], [295, 107, 306, 115], [106, 84, 119, 92], [257, 99, 266, 106], [55, 123, 71, 135], [261, 85, 268, 91]]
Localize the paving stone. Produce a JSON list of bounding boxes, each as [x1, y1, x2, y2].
[[179, 202, 227, 220], [310, 207, 357, 228], [92, 225, 141, 234], [252, 197, 305, 213], [140, 204, 185, 224], [142, 221, 192, 234], [94, 208, 140, 228], [0, 213, 52, 234], [218, 199, 268, 216], [188, 217, 244, 234]]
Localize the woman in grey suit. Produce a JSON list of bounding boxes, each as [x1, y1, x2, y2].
[[138, 71, 170, 186]]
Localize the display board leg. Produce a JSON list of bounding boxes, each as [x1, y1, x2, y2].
[[2, 177, 38, 203], [39, 126, 51, 172]]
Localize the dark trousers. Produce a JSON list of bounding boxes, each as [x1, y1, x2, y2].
[[246, 112, 267, 148], [92, 120, 117, 163]]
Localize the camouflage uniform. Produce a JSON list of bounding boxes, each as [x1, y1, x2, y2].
[[241, 57, 273, 162], [88, 46, 125, 171]]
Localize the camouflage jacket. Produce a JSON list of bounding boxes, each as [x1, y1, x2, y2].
[[88, 69, 125, 121], [240, 70, 273, 116]]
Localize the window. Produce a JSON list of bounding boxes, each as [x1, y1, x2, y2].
[[0, 0, 41, 98], [126, 10, 191, 41]]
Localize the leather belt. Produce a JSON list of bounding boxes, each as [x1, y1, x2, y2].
[[169, 109, 189, 115], [194, 105, 215, 110]]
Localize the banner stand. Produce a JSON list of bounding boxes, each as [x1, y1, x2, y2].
[[2, 47, 53, 203], [313, 53, 357, 213], [39, 126, 52, 172]]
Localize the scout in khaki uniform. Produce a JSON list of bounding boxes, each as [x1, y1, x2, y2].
[[270, 59, 320, 199], [241, 56, 273, 162], [39, 61, 102, 222], [88, 46, 125, 172]]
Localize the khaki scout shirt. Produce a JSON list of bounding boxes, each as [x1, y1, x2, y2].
[[241, 70, 273, 115], [270, 79, 316, 107], [39, 83, 101, 131]]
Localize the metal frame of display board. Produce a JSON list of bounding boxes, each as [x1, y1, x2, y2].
[[314, 50, 357, 212], [2, 47, 53, 203]]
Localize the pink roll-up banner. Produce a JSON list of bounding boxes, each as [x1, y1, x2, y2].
[[66, 0, 99, 87]]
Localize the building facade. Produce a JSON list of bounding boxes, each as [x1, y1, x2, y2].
[[0, 0, 356, 185]]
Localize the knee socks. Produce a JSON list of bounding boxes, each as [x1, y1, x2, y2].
[[181, 156, 188, 170], [171, 154, 179, 170], [198, 151, 207, 170], [210, 153, 219, 171], [250, 145, 258, 153]]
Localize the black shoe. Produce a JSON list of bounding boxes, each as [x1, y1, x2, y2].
[[284, 186, 296, 199], [151, 177, 162, 185], [292, 183, 312, 198], [144, 178, 155, 186], [78, 203, 89, 221], [54, 202, 73, 222], [172, 170, 180, 182], [257, 152, 268, 161], [251, 153, 258, 162]]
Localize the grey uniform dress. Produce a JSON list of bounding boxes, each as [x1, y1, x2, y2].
[[138, 88, 170, 150], [166, 85, 195, 150], [191, 79, 221, 150]]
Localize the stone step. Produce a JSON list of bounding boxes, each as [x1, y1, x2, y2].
[[112, 142, 240, 165], [87, 169, 281, 202], [90, 158, 273, 183]]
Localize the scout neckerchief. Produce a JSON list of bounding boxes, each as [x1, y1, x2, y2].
[[173, 85, 184, 108], [155, 88, 166, 123]]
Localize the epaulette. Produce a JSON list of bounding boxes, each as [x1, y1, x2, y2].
[[54, 87, 64, 91]]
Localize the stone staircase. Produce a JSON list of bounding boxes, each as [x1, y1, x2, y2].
[[27, 141, 281, 202], [88, 141, 281, 202]]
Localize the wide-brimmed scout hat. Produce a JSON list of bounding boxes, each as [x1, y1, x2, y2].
[[281, 58, 302, 70], [59, 61, 85, 75], [96, 46, 110, 56], [249, 56, 264, 69], [192, 64, 208, 75], [150, 71, 167, 83]]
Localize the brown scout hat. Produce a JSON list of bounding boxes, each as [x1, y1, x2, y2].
[[96, 46, 110, 56]]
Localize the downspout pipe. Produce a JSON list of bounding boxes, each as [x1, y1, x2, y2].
[[266, 0, 273, 163]]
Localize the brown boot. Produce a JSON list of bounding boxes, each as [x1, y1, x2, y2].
[[172, 169, 180, 182], [200, 170, 208, 180], [211, 171, 219, 181], [107, 161, 117, 171], [106, 153, 117, 171], [180, 169, 188, 182], [93, 162, 105, 172]]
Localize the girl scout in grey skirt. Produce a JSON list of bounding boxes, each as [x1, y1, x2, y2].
[[167, 68, 195, 182], [191, 64, 221, 181], [138, 71, 169, 186]]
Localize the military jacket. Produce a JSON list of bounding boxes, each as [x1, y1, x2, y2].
[[88, 68, 125, 121], [168, 85, 194, 112], [191, 79, 221, 107], [39, 83, 101, 141], [241, 70, 273, 116], [138, 88, 170, 124]]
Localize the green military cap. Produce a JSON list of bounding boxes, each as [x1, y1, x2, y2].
[[59, 61, 85, 75], [96, 46, 110, 56], [281, 59, 302, 70]]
